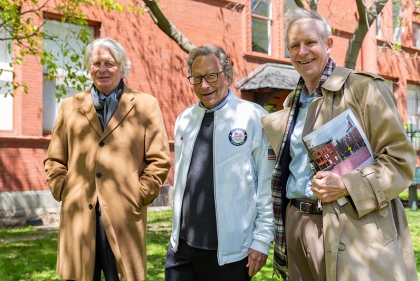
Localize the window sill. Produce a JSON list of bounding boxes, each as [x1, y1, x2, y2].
[[209, 0, 246, 6], [244, 52, 292, 64], [377, 39, 420, 53]]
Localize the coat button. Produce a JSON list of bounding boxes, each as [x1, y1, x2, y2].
[[96, 173, 102, 178], [99, 141, 105, 147], [88, 204, 93, 210], [338, 243, 346, 251]]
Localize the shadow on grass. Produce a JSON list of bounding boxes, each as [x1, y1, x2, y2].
[[1, 209, 419, 281], [0, 228, 60, 281]]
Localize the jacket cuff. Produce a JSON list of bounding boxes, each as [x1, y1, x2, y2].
[[250, 239, 271, 255]]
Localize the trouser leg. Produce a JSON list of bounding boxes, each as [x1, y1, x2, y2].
[[285, 201, 326, 281], [165, 239, 251, 281], [94, 203, 119, 281]]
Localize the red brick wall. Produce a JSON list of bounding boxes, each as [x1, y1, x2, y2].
[[0, 137, 49, 192], [0, 0, 419, 194]]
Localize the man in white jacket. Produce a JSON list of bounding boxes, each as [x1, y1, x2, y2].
[[165, 44, 275, 281]]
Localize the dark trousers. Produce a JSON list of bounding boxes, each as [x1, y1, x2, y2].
[[66, 204, 119, 281], [165, 239, 251, 281], [93, 203, 119, 281]]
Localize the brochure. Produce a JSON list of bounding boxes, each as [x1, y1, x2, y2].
[[303, 109, 374, 205]]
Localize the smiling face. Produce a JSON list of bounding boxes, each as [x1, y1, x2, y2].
[[287, 18, 333, 92], [90, 47, 124, 96], [191, 54, 230, 109]]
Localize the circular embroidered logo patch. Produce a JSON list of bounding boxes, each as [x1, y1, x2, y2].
[[229, 128, 247, 146]]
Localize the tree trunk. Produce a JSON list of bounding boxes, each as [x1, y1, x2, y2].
[[344, 0, 388, 69]]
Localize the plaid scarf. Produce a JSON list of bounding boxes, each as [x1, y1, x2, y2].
[[272, 57, 336, 280]]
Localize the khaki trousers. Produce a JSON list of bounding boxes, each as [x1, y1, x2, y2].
[[285, 200, 326, 281]]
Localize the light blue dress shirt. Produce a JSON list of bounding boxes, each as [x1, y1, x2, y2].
[[286, 86, 316, 200], [99, 91, 117, 100]]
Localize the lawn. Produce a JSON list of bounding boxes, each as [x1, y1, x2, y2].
[[0, 208, 419, 281]]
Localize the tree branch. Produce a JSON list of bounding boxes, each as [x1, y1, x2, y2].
[[294, 0, 306, 8], [305, 0, 318, 11], [143, 0, 196, 54]]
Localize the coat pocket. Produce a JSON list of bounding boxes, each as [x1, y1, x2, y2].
[[370, 206, 397, 246], [130, 170, 144, 210]]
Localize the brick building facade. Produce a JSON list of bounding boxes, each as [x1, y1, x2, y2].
[[0, 0, 419, 226]]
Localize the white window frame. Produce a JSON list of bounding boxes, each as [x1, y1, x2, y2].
[[0, 19, 14, 131], [392, 0, 403, 43], [407, 83, 420, 131], [376, 13, 383, 40], [42, 19, 94, 132], [284, 0, 298, 58], [251, 0, 272, 55]]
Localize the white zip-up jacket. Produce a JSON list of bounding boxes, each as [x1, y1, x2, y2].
[[169, 93, 275, 265]]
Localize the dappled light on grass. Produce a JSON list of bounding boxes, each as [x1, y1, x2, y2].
[[1, 209, 419, 280], [145, 210, 172, 281], [406, 210, 420, 280], [0, 226, 59, 281]]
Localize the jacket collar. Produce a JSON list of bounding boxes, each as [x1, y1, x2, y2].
[[81, 85, 134, 139], [192, 89, 239, 124], [282, 66, 353, 108], [322, 66, 353, 93]]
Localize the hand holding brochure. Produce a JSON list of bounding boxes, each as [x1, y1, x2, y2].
[[303, 109, 374, 206]]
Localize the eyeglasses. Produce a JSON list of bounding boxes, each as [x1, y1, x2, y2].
[[188, 70, 225, 85]]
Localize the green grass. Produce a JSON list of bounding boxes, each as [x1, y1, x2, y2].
[[0, 209, 419, 280], [0, 226, 60, 281], [406, 209, 420, 280]]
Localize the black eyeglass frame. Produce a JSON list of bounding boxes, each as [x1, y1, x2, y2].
[[187, 70, 225, 85]]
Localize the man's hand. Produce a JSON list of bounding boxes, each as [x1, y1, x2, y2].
[[246, 248, 268, 276], [311, 171, 349, 203]]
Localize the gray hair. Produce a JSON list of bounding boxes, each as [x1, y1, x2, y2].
[[284, 8, 332, 47], [187, 44, 234, 81], [84, 38, 132, 78]]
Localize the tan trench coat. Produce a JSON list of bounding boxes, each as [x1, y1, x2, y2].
[[262, 66, 418, 281], [44, 86, 171, 281]]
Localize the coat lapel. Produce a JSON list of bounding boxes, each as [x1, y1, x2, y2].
[[261, 109, 291, 157], [81, 91, 103, 136], [101, 87, 134, 140]]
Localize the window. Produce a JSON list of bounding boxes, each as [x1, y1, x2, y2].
[[392, 0, 403, 43], [383, 79, 393, 92], [412, 22, 420, 49], [251, 0, 272, 54], [407, 83, 420, 131], [284, 0, 298, 58], [0, 20, 13, 67], [0, 71, 13, 131], [0, 19, 14, 131], [42, 19, 94, 132], [246, 0, 297, 60], [376, 13, 383, 40], [407, 83, 420, 150]]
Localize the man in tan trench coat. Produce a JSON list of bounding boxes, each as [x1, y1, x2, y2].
[[44, 38, 171, 281], [262, 8, 418, 281]]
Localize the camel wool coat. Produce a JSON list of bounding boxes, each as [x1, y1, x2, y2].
[[44, 86, 171, 281], [262, 67, 418, 281]]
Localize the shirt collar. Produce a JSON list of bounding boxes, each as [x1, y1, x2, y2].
[[99, 91, 117, 100], [199, 89, 231, 113]]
